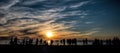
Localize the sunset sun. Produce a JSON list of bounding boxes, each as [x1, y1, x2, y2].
[[46, 31, 54, 38]]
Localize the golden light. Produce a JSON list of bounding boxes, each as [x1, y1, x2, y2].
[[47, 40, 51, 45], [46, 31, 54, 38]]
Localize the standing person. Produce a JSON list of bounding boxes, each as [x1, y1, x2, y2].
[[35, 38, 39, 45], [50, 40, 54, 45], [14, 37, 18, 45], [40, 39, 43, 45]]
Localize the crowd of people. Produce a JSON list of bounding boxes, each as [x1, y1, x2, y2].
[[9, 37, 120, 45], [93, 37, 120, 45], [9, 37, 77, 45]]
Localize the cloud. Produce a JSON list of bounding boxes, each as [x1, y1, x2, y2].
[[70, 1, 90, 8], [22, 0, 46, 5], [0, 0, 91, 39], [0, 0, 20, 10], [0, 0, 89, 24], [82, 31, 99, 35], [85, 21, 93, 24], [81, 28, 101, 36]]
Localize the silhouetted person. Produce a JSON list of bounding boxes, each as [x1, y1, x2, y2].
[[13, 37, 18, 45], [73, 38, 77, 45], [67, 39, 72, 45], [92, 39, 101, 45], [82, 39, 86, 45], [35, 38, 39, 45], [62, 39, 66, 45], [50, 40, 54, 45], [60, 40, 63, 45], [112, 37, 120, 45], [43, 40, 48, 45], [9, 37, 14, 45], [22, 38, 25, 45], [85, 38, 88, 45], [99, 40, 103, 45], [40, 39, 43, 45], [29, 39, 33, 45], [82, 38, 88, 45], [106, 39, 112, 45]]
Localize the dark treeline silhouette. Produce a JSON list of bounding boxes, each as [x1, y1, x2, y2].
[[9, 37, 120, 46]]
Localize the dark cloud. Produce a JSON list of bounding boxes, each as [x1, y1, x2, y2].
[[0, 13, 5, 17]]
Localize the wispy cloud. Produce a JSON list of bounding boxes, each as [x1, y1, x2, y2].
[[82, 31, 99, 35], [22, 0, 46, 5], [85, 21, 93, 24], [0, 0, 20, 9], [81, 28, 101, 36], [0, 0, 92, 39], [70, 1, 90, 8]]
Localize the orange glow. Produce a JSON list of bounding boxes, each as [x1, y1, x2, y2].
[[46, 31, 54, 38]]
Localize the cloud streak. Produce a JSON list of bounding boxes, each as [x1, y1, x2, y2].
[[0, 0, 97, 39], [0, 0, 20, 10], [70, 1, 90, 8]]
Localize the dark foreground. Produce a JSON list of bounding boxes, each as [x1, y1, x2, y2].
[[0, 45, 120, 53]]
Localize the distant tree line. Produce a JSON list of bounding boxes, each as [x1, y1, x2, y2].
[[9, 37, 120, 46]]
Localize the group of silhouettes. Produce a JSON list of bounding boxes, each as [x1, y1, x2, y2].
[[10, 37, 49, 45], [93, 37, 120, 45], [9, 37, 120, 45], [59, 38, 77, 45], [9, 37, 77, 45]]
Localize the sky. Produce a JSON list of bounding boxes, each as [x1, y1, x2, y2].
[[0, 0, 120, 40]]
